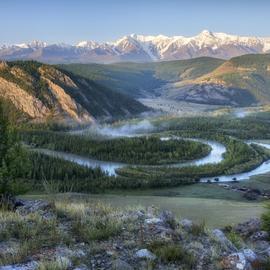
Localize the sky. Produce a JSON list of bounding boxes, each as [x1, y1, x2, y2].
[[1, 0, 270, 45]]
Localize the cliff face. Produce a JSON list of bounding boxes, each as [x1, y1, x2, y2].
[[0, 61, 147, 123]]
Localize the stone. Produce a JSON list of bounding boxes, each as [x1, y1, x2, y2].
[[221, 252, 251, 270], [0, 261, 38, 270], [16, 200, 55, 219], [0, 193, 23, 211], [112, 259, 134, 270], [158, 210, 176, 228], [180, 219, 193, 231], [135, 249, 156, 260], [212, 229, 237, 252], [234, 218, 261, 237], [241, 249, 257, 263], [249, 231, 269, 241], [145, 217, 163, 225]]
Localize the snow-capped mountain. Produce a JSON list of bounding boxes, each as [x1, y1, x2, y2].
[[1, 30, 270, 63]]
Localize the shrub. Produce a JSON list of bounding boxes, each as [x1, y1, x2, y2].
[[262, 203, 270, 235]]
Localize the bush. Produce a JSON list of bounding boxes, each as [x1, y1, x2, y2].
[[262, 204, 270, 234]]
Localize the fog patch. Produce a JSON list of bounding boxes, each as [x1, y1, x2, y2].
[[233, 108, 251, 118], [71, 120, 154, 138]]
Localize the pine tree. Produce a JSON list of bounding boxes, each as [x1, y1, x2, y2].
[[0, 99, 29, 199]]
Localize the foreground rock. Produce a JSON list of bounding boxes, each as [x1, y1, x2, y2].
[[0, 199, 269, 270]]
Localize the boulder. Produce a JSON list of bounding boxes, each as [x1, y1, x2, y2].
[[212, 229, 237, 253], [234, 218, 261, 238], [180, 219, 193, 231], [145, 217, 163, 225], [158, 210, 176, 228], [16, 200, 55, 219], [249, 231, 269, 242], [241, 249, 258, 263], [221, 252, 251, 270], [0, 193, 23, 211], [135, 249, 156, 260]]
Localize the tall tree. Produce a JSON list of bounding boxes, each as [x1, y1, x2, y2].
[[0, 99, 29, 197]]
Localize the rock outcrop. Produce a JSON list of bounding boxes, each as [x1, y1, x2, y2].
[[0, 199, 269, 270]]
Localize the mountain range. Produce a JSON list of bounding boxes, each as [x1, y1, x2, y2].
[[1, 31, 270, 64]]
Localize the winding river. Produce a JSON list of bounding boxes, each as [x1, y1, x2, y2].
[[201, 141, 270, 182], [35, 137, 226, 176], [34, 137, 270, 182]]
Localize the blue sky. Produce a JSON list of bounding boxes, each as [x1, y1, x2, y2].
[[1, 0, 269, 44]]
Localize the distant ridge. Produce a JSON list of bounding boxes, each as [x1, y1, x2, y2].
[[1, 31, 270, 63]]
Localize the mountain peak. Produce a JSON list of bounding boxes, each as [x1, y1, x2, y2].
[[198, 30, 215, 38], [15, 40, 47, 49], [76, 40, 99, 49]]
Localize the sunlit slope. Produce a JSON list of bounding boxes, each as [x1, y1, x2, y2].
[[0, 61, 148, 122], [175, 54, 270, 104]]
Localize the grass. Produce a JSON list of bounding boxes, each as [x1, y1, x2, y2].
[[0, 199, 125, 266], [55, 201, 122, 242], [190, 221, 206, 236], [226, 231, 244, 249], [147, 240, 195, 267], [72, 215, 122, 242], [0, 211, 64, 265], [37, 260, 69, 270], [21, 193, 264, 228]]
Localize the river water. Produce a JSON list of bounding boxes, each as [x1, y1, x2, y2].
[[34, 137, 270, 182], [200, 141, 270, 182]]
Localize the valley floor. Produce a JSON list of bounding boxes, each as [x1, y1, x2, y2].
[[138, 98, 223, 116]]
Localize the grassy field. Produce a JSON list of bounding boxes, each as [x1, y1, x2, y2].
[[88, 195, 264, 228], [231, 172, 270, 191], [21, 172, 270, 228], [22, 193, 264, 228], [109, 183, 246, 201]]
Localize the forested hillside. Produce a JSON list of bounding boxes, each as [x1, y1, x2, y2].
[[0, 61, 148, 123]]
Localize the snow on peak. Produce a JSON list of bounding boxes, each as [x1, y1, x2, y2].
[[15, 40, 47, 49], [76, 40, 99, 49], [2, 31, 270, 63]]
